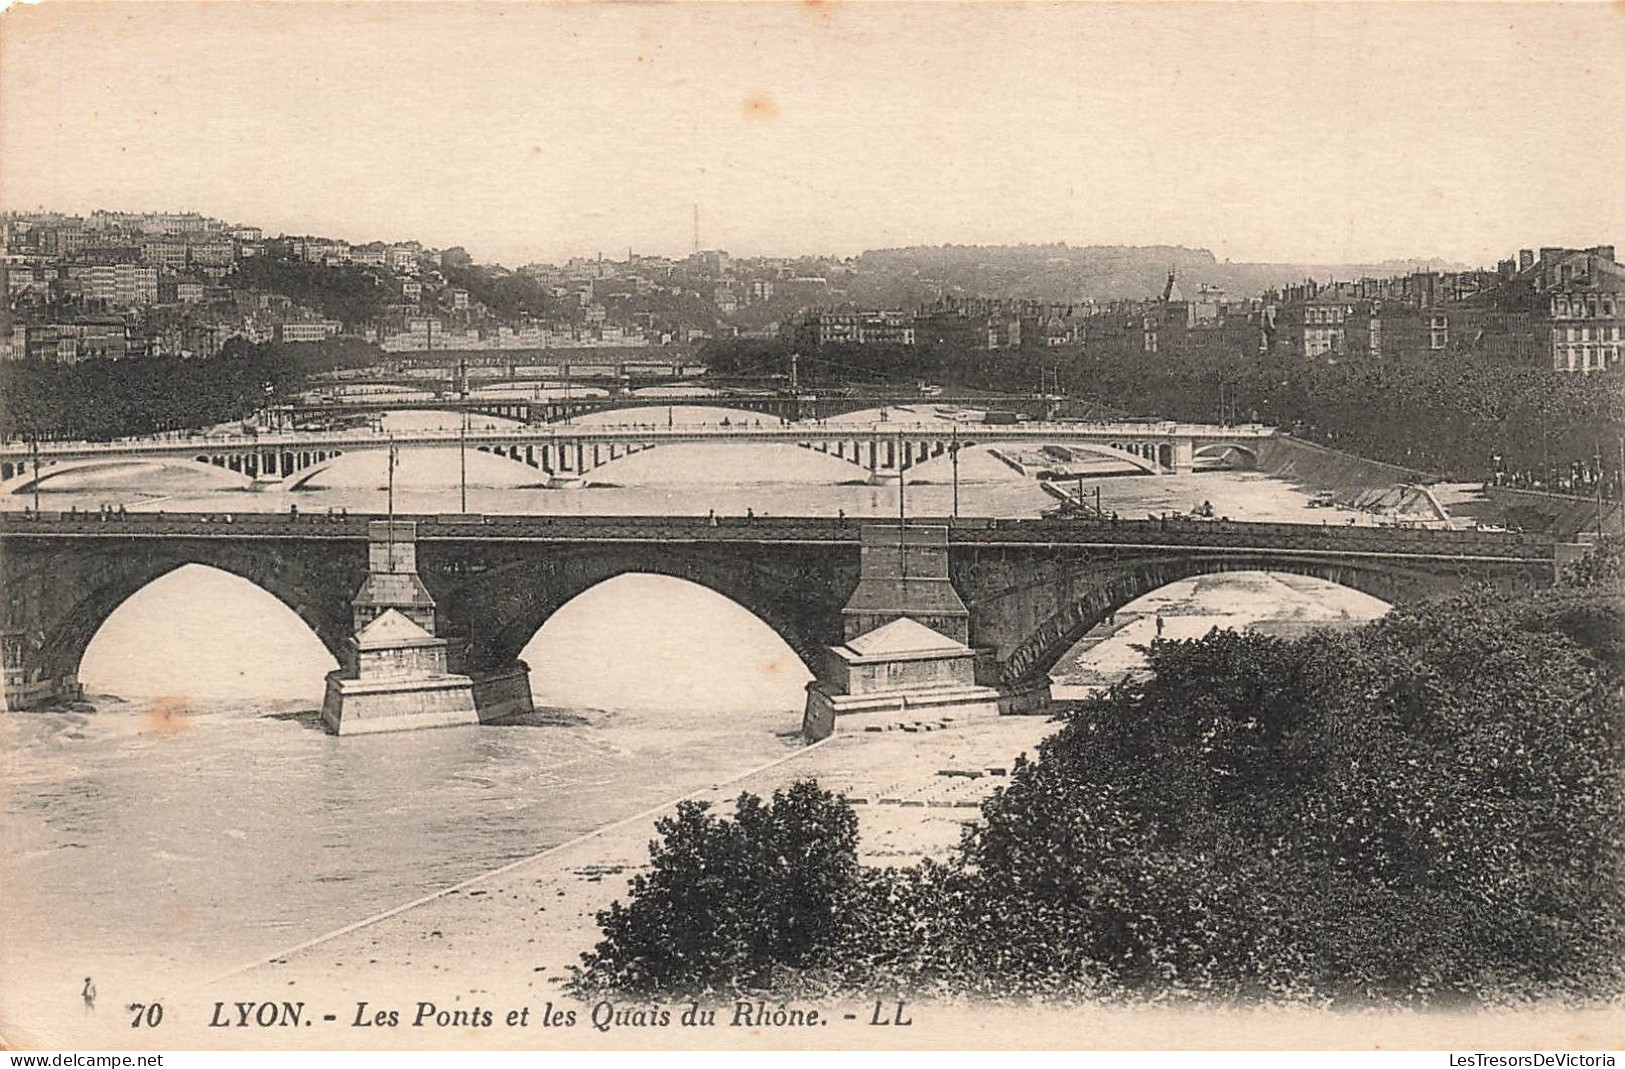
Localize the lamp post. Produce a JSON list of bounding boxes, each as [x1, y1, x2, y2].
[[1594, 441, 1605, 538], [459, 358, 469, 513], [30, 437, 41, 513], [897, 430, 907, 581], [386, 437, 398, 572]]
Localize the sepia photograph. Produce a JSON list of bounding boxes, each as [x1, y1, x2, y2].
[[0, 0, 1621, 1055]]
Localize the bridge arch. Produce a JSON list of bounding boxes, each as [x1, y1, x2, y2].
[[968, 550, 1540, 688], [5, 538, 363, 700], [565, 403, 793, 428], [467, 440, 656, 479], [532, 397, 795, 426], [1010, 440, 1165, 476], [518, 572, 816, 712], [281, 450, 351, 490], [0, 456, 255, 495], [374, 407, 527, 429], [1193, 443, 1261, 469], [80, 563, 339, 697], [440, 541, 849, 677]]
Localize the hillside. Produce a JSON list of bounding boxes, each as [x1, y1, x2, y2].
[[843, 244, 1470, 306]]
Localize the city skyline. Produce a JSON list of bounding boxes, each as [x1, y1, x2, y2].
[[3, 3, 1623, 268]]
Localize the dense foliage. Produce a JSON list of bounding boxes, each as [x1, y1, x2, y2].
[[0, 337, 378, 441], [230, 257, 392, 327], [574, 550, 1625, 1005], [573, 781, 865, 995], [703, 339, 1624, 485]]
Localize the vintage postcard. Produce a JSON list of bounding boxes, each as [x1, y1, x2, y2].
[[0, 0, 1622, 1055]]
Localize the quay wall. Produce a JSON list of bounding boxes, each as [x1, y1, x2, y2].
[[1253, 436, 1437, 498]]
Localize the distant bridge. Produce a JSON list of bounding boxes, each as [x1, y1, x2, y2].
[[0, 511, 1566, 713], [0, 421, 1274, 492], [304, 368, 703, 393], [313, 355, 703, 379], [279, 390, 1062, 426]]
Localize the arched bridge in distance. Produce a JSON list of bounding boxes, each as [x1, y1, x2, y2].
[[276, 388, 1061, 427], [0, 420, 1270, 493], [0, 511, 1569, 714]]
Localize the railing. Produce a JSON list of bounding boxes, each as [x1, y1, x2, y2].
[[0, 510, 1558, 559], [0, 421, 1278, 460]]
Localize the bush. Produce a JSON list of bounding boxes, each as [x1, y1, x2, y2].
[[962, 587, 1625, 1004], [571, 780, 865, 996]]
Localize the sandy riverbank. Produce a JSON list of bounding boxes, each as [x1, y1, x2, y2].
[[226, 711, 1055, 990]]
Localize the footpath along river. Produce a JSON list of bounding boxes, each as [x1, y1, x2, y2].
[[0, 406, 1387, 1043]]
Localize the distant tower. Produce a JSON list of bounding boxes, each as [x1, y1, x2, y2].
[[1161, 266, 1184, 303], [693, 204, 700, 255]]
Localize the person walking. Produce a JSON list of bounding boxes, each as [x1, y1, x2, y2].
[[82, 977, 96, 1013], [1155, 613, 1165, 638]]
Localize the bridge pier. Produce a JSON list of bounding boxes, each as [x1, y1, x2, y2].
[[543, 440, 586, 487], [323, 521, 534, 734], [2, 629, 82, 711]]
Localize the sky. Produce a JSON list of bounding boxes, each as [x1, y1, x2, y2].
[[2, 1, 1622, 268]]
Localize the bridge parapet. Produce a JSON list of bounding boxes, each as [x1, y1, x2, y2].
[[0, 419, 1277, 462], [0, 509, 1561, 559]]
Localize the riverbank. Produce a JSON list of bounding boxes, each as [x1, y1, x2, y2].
[[5, 711, 1053, 1049], [222, 711, 1056, 987]]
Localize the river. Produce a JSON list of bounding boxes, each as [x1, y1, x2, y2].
[[0, 405, 1387, 1030]]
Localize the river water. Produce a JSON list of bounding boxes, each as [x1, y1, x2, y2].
[[0, 405, 1386, 1031]]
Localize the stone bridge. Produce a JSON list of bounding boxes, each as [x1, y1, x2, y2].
[[0, 420, 1273, 493], [1, 512, 1565, 726]]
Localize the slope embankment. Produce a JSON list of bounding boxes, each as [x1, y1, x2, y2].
[[1250, 436, 1445, 521], [1252, 435, 1435, 494]]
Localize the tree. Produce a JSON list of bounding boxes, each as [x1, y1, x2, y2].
[[572, 780, 865, 996], [963, 583, 1625, 1004]]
